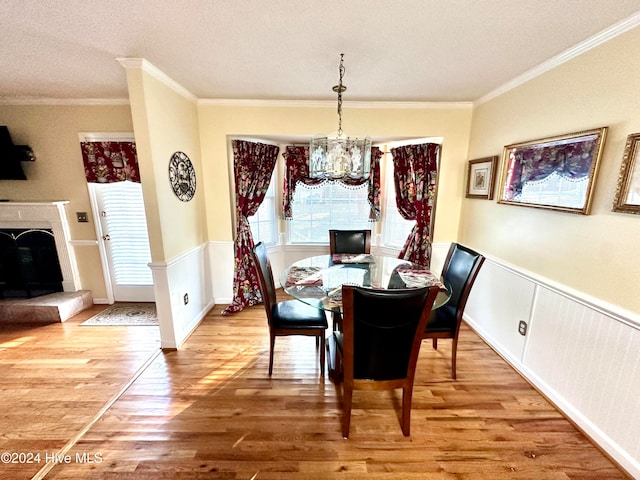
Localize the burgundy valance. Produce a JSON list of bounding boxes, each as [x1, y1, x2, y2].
[[81, 141, 141, 183], [509, 140, 597, 197], [282, 145, 382, 221]]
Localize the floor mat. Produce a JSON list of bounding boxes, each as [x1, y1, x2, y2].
[[81, 303, 157, 326]]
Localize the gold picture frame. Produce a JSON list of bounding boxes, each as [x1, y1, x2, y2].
[[465, 156, 498, 199], [613, 133, 640, 215], [498, 127, 607, 215]]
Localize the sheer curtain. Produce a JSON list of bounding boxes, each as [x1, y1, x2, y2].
[[222, 140, 280, 315], [282, 145, 383, 221], [390, 143, 440, 268]]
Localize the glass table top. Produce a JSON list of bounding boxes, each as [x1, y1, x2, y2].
[[280, 254, 451, 312]]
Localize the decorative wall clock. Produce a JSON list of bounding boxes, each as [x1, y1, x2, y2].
[[168, 151, 196, 202]]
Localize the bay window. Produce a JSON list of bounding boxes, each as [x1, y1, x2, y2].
[[248, 170, 278, 246], [287, 181, 372, 244], [381, 151, 414, 248]]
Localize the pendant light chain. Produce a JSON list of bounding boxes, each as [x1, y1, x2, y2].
[[308, 53, 371, 181], [333, 53, 346, 137]]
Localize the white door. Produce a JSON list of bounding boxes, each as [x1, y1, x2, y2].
[[90, 181, 155, 302]]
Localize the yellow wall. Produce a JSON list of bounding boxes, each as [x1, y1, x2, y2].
[[461, 26, 640, 314], [198, 103, 473, 244], [124, 65, 207, 261], [0, 98, 472, 301], [0, 103, 134, 298]]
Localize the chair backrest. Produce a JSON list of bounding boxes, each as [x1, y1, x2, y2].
[[329, 229, 371, 254], [341, 285, 439, 381], [251, 242, 277, 325], [439, 243, 485, 326]]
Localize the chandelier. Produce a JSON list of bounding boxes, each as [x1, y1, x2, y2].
[[309, 54, 371, 180]]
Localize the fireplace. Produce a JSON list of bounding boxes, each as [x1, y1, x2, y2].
[[1, 228, 64, 298], [0, 202, 80, 296]]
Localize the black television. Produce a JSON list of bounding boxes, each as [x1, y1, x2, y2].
[[0, 126, 34, 180]]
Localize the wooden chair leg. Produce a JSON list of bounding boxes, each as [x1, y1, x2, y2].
[[451, 338, 458, 380], [342, 383, 353, 438], [268, 333, 275, 376], [319, 331, 325, 376], [432, 338, 438, 349], [401, 385, 413, 436]]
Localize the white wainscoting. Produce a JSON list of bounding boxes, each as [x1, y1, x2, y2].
[[149, 244, 215, 349], [207, 240, 235, 305], [464, 257, 640, 478]]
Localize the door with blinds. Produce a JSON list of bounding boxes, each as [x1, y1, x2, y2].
[[90, 181, 155, 302]]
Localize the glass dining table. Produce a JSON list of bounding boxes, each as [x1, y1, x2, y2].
[[279, 253, 451, 382]]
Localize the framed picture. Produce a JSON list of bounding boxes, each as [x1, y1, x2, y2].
[[612, 133, 640, 215], [497, 127, 607, 215], [466, 156, 498, 199]]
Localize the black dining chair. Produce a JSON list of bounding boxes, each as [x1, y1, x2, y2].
[[422, 243, 485, 379], [251, 242, 328, 376], [339, 284, 440, 437], [329, 229, 372, 255], [328, 229, 372, 332]]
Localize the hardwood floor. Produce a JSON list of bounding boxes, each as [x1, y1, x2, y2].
[[0, 296, 631, 479]]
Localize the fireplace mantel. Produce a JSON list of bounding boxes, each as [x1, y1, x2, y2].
[[0, 201, 80, 292]]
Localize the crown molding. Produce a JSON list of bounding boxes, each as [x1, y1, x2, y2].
[[476, 11, 640, 106], [0, 96, 470, 109], [116, 57, 197, 103], [0, 97, 129, 106], [198, 98, 472, 109]]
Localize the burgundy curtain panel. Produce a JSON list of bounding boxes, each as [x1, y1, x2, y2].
[[282, 146, 324, 218], [390, 143, 440, 268], [222, 140, 280, 315], [282, 145, 383, 221], [80, 141, 141, 183]]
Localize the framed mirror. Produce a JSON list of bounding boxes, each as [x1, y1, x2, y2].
[[612, 132, 640, 215]]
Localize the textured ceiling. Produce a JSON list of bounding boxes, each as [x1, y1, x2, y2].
[[2, 0, 640, 103]]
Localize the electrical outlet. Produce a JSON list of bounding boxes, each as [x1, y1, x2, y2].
[[518, 320, 527, 336], [76, 212, 88, 223], [183, 293, 189, 305]]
